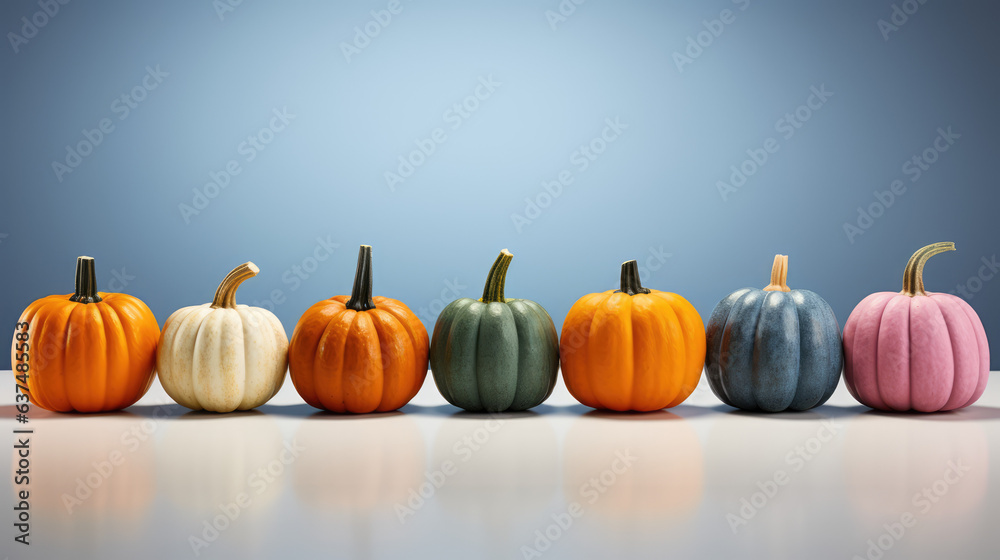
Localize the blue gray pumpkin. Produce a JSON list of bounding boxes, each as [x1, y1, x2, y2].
[[430, 249, 559, 412], [705, 255, 843, 412]]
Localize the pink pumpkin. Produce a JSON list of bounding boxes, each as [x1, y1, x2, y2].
[[843, 242, 990, 412]]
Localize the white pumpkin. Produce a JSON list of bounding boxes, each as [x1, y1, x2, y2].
[[157, 262, 288, 412]]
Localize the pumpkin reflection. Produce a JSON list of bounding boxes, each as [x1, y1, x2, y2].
[[843, 413, 989, 523], [292, 412, 425, 509], [157, 411, 285, 513], [432, 414, 558, 517], [22, 413, 155, 536], [563, 411, 703, 518]]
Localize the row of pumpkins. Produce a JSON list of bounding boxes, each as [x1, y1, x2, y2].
[[12, 242, 990, 414]]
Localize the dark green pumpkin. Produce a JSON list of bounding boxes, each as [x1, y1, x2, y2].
[[430, 249, 559, 412]]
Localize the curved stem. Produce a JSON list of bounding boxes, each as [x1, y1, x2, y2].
[[763, 255, 790, 292], [70, 256, 102, 303], [346, 245, 376, 311], [481, 249, 513, 303], [901, 242, 955, 296], [211, 262, 259, 308], [615, 260, 650, 296]]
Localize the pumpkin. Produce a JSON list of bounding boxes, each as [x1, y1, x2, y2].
[[705, 254, 843, 412], [560, 259, 705, 412], [843, 242, 990, 412], [157, 262, 288, 412], [11, 256, 159, 412], [430, 249, 559, 412], [289, 245, 428, 413]]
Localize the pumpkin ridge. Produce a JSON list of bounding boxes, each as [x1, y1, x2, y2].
[[62, 303, 88, 412], [31, 297, 71, 411], [857, 293, 895, 411], [705, 289, 745, 409], [332, 309, 359, 412], [361, 311, 384, 413], [186, 309, 217, 411], [525, 300, 559, 404], [934, 299, 965, 411], [721, 291, 764, 411], [370, 307, 409, 412], [95, 303, 116, 412], [582, 305, 608, 412], [648, 295, 682, 409]]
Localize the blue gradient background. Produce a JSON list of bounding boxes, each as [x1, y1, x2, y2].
[[2, 0, 997, 369]]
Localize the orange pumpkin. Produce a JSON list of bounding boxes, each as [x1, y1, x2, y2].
[[288, 245, 429, 413], [11, 256, 159, 412], [560, 259, 706, 411]]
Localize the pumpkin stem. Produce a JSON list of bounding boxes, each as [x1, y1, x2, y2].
[[481, 249, 513, 303], [763, 255, 791, 292], [616, 260, 650, 296], [346, 245, 376, 311], [901, 242, 955, 296], [69, 256, 103, 304], [211, 262, 259, 309]]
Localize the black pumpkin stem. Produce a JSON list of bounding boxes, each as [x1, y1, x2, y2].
[[346, 245, 376, 311], [901, 242, 955, 296], [69, 256, 102, 304], [616, 260, 650, 296], [481, 249, 513, 303]]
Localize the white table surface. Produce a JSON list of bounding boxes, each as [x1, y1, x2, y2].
[[2, 370, 998, 560]]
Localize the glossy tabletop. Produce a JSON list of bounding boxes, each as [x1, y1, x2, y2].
[[2, 371, 998, 560]]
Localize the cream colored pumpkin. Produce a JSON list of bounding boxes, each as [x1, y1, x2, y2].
[[157, 262, 288, 412]]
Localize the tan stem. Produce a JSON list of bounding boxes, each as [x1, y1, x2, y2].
[[763, 255, 790, 292], [211, 262, 259, 308], [901, 242, 955, 296]]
